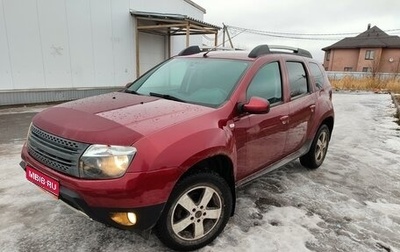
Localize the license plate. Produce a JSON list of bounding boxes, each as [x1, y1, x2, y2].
[[26, 166, 60, 197]]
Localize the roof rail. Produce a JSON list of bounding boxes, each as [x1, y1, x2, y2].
[[248, 44, 312, 58], [178, 45, 202, 56]]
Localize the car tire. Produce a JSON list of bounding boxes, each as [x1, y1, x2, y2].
[[300, 124, 330, 169], [155, 172, 232, 251]]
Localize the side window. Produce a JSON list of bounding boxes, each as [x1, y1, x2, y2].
[[309, 62, 324, 89], [286, 62, 308, 97], [246, 62, 282, 104]]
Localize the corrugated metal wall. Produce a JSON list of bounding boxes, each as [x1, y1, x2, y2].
[[0, 0, 204, 106], [0, 88, 120, 106], [0, 0, 134, 94]]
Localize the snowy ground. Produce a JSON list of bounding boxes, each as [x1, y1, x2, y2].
[[0, 92, 399, 252]]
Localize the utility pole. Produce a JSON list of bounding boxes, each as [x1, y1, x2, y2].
[[222, 25, 226, 47], [223, 23, 234, 48]]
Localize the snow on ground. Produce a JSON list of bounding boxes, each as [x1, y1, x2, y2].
[[0, 105, 48, 116], [0, 92, 399, 252]]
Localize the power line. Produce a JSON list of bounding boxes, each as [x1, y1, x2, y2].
[[227, 25, 400, 37], [226, 25, 400, 41], [201, 25, 400, 48], [202, 34, 215, 41]]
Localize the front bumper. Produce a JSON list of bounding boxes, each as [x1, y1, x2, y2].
[[20, 160, 165, 230], [20, 143, 180, 231], [59, 184, 165, 230]]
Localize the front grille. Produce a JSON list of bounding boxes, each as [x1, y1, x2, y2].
[[27, 125, 89, 177]]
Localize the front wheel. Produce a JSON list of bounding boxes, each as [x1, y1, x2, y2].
[[300, 124, 330, 169], [155, 172, 232, 251]]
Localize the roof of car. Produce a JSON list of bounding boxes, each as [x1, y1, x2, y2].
[[181, 51, 254, 60]]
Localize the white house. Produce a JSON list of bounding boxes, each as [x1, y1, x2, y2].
[[0, 0, 219, 105]]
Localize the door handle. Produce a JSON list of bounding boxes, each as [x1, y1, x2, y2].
[[310, 105, 316, 113], [280, 116, 289, 125]]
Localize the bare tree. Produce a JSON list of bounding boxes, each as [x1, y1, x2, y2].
[[369, 55, 382, 79], [395, 57, 400, 80]]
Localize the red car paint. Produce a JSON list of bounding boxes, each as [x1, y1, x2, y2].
[[21, 47, 334, 236]]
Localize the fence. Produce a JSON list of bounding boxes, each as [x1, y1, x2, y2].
[[0, 87, 121, 106], [327, 71, 400, 80]]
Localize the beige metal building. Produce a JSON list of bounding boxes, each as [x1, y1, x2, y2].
[[0, 0, 219, 105]]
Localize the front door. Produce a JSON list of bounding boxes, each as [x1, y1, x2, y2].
[[234, 62, 289, 181]]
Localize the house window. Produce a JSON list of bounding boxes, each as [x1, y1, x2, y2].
[[365, 50, 374, 60], [326, 51, 331, 61], [344, 67, 353, 71], [362, 67, 372, 72]]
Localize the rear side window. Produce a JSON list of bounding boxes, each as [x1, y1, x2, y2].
[[309, 62, 324, 89], [286, 62, 308, 97], [246, 62, 282, 104]]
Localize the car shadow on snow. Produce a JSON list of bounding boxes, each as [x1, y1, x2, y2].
[[232, 161, 313, 229], [13, 201, 168, 252]]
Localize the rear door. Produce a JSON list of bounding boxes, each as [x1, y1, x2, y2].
[[283, 61, 317, 154]]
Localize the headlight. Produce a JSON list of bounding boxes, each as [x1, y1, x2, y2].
[[79, 145, 137, 179]]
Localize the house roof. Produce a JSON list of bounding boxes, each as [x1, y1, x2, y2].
[[322, 26, 400, 51]]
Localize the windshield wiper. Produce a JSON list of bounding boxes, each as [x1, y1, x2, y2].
[[149, 92, 186, 103]]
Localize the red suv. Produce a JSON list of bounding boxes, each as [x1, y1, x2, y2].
[[21, 45, 334, 251]]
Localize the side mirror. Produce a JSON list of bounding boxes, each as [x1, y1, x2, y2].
[[239, 97, 270, 114]]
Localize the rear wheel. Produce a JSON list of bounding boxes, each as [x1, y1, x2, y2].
[[155, 172, 232, 251], [300, 125, 330, 169]]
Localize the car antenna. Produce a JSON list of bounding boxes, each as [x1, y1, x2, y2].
[[203, 49, 212, 58]]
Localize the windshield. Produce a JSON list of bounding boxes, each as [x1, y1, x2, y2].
[[126, 58, 250, 107]]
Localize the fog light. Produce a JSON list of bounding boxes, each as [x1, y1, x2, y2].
[[110, 212, 137, 226], [127, 212, 137, 224]]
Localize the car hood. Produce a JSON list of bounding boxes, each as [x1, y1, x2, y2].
[[32, 92, 213, 146]]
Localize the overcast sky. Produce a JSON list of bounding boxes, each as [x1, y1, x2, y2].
[[195, 0, 400, 62]]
